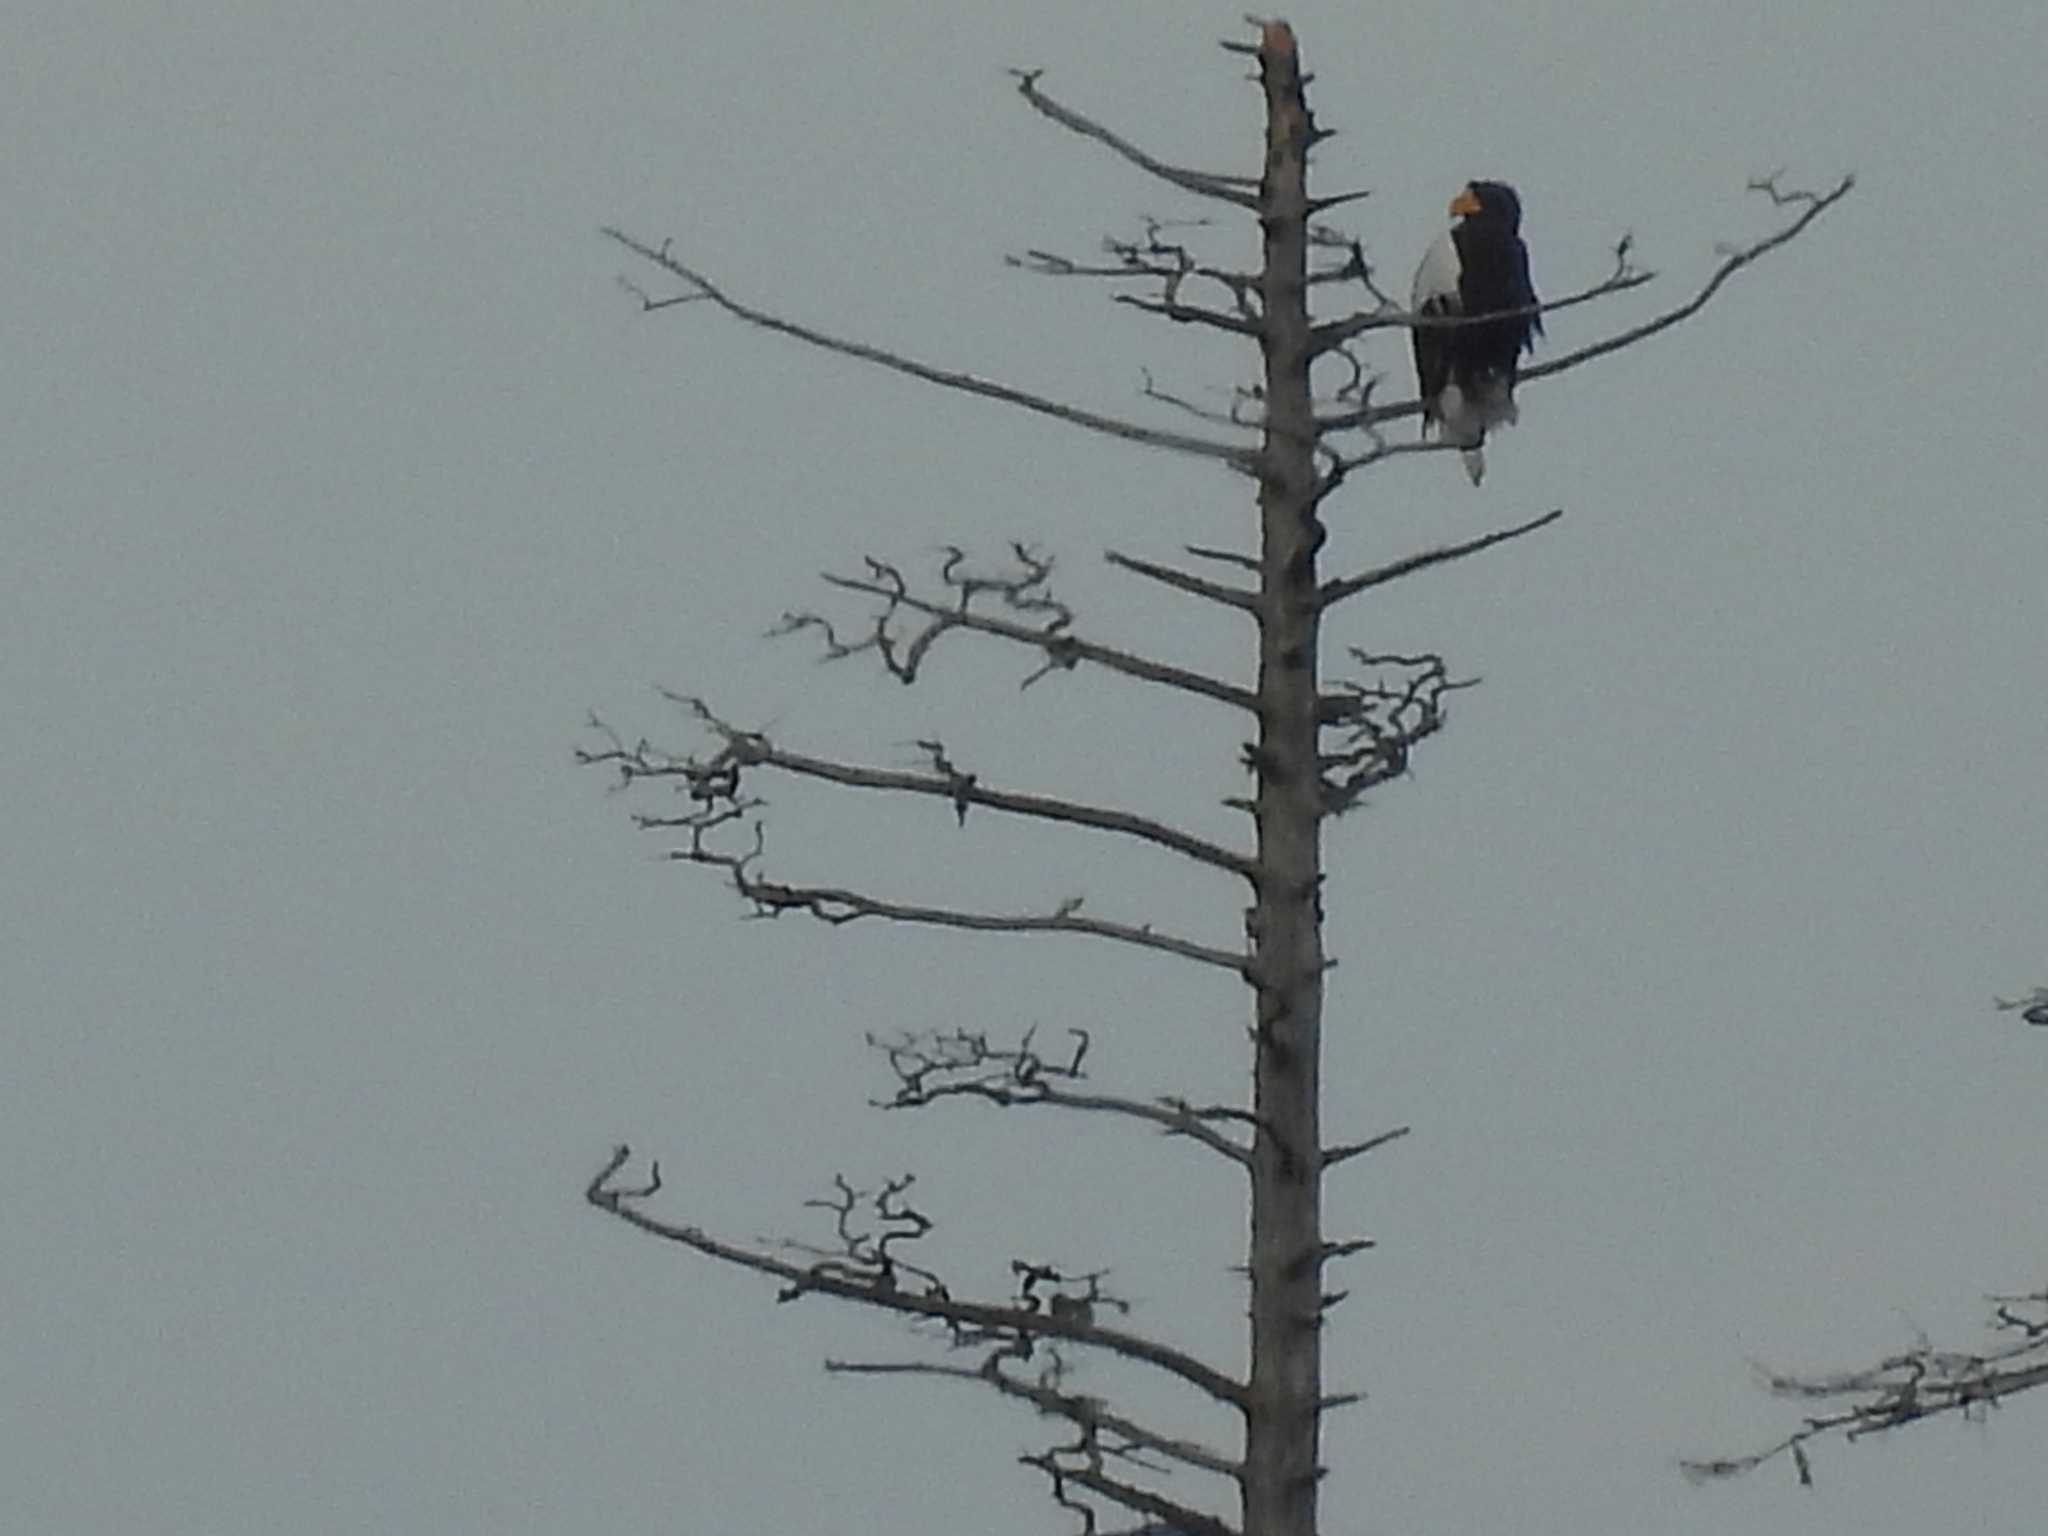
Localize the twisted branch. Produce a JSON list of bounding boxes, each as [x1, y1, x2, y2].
[[587, 1146, 1248, 1409], [792, 548, 1256, 710], [871, 1027, 1254, 1166], [1317, 650, 1473, 815]]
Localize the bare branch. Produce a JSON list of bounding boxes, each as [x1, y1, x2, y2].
[[1310, 434, 1464, 499], [777, 542, 1075, 686], [1683, 1288, 2048, 1486], [724, 875, 1247, 972], [1012, 69, 1259, 207], [825, 1357, 1244, 1479], [1023, 1455, 1240, 1536], [1105, 550, 1259, 613], [578, 721, 1248, 970], [870, 1028, 1254, 1166], [1317, 510, 1564, 609], [602, 227, 1251, 465], [1305, 188, 1371, 216], [1185, 543, 1260, 573], [779, 1172, 951, 1299], [587, 1147, 1249, 1409], [658, 699, 1255, 879], [1521, 173, 1855, 388], [1010, 219, 1264, 327], [1115, 292, 1261, 336], [1140, 372, 1264, 433], [1320, 1124, 1411, 1169], [791, 549, 1257, 711], [1317, 651, 1473, 815], [1312, 337, 1373, 411]]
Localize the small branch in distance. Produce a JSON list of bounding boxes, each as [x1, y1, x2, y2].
[[1682, 1287, 2048, 1487]]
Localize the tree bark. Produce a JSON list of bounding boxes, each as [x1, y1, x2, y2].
[[1243, 23, 1327, 1536]]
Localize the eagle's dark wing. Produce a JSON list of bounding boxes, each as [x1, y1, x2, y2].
[[1512, 235, 1542, 346]]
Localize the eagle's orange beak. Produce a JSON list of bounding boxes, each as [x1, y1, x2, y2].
[[1449, 186, 1483, 218]]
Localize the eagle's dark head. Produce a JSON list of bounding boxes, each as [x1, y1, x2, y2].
[[1450, 180, 1524, 233]]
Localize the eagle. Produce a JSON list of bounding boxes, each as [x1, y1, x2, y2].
[[1411, 181, 1541, 485]]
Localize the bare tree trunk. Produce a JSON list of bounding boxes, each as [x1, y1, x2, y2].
[[1243, 24, 1327, 1536]]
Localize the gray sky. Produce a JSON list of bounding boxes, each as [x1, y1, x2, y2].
[[7, 2, 2045, 1532]]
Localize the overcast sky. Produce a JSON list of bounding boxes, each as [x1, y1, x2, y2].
[[7, 2, 2045, 1533]]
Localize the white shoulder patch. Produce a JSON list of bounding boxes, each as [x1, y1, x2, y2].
[[1412, 230, 1463, 310]]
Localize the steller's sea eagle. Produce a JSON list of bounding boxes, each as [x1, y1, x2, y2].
[[1411, 180, 1541, 486]]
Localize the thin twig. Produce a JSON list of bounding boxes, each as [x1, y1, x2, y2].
[[1011, 69, 1259, 207], [1105, 550, 1258, 613], [1522, 173, 1856, 387], [1321, 1125, 1411, 1168], [1317, 511, 1564, 609], [603, 228, 1252, 466], [871, 1028, 1254, 1166]]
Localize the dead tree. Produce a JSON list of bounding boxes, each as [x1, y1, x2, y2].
[[582, 22, 1848, 1536]]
